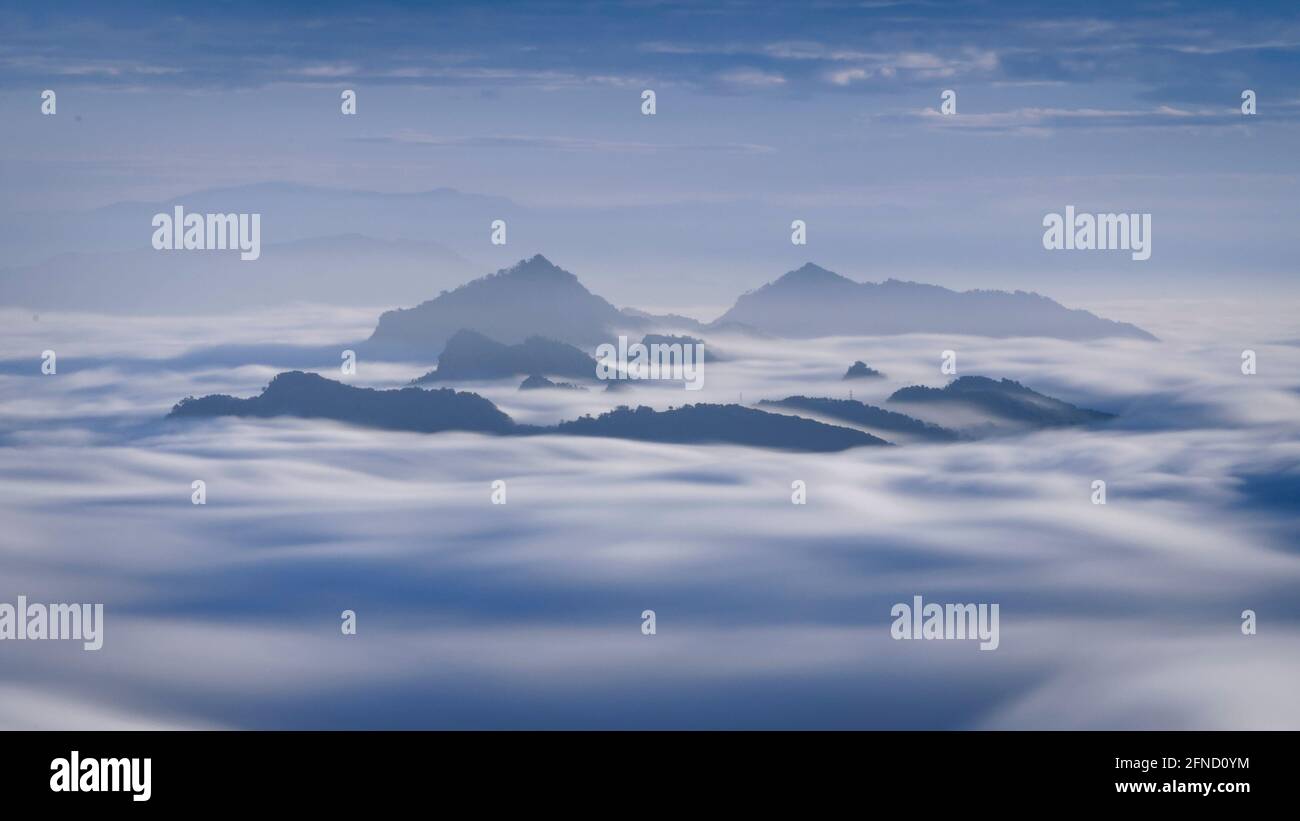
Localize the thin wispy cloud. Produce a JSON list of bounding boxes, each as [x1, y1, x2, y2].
[[1, 1, 1294, 100], [716, 68, 787, 87], [351, 131, 775, 154], [874, 103, 1299, 136]]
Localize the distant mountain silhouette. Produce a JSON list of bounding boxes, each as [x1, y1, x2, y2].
[[170, 373, 887, 451], [0, 182, 518, 268], [639, 333, 722, 362], [555, 404, 889, 451], [621, 308, 709, 334], [363, 255, 641, 358], [412, 329, 597, 384], [888, 376, 1114, 427], [712, 263, 1156, 340], [0, 233, 480, 313], [353, 256, 1152, 364], [843, 360, 884, 380], [169, 371, 515, 434], [759, 396, 959, 442], [519, 374, 587, 391]]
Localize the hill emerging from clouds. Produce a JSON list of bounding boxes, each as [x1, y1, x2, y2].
[[168, 371, 889, 452], [888, 376, 1116, 429], [759, 396, 959, 443], [363, 254, 641, 358], [712, 263, 1156, 341], [169, 371, 516, 434], [411, 329, 598, 384], [555, 404, 888, 451], [360, 257, 1153, 361]]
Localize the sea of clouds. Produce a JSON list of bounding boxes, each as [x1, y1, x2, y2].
[[1, 298, 1298, 729]]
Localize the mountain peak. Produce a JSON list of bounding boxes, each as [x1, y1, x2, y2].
[[713, 262, 1156, 341], [503, 254, 570, 280], [780, 262, 851, 285], [363, 254, 630, 356], [888, 375, 1115, 427]]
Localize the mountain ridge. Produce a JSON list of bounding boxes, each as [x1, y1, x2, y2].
[[712, 262, 1156, 341], [168, 371, 888, 452], [412, 329, 598, 384], [362, 254, 643, 358], [357, 256, 1155, 362], [887, 376, 1116, 427]]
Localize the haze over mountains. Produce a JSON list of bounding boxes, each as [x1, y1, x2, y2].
[[359, 256, 1154, 361], [0, 177, 1156, 344], [364, 255, 643, 358], [0, 233, 480, 313], [0, 183, 517, 267], [715, 264, 1156, 341]]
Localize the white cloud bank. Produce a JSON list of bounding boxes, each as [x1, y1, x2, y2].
[[1, 299, 1298, 728]]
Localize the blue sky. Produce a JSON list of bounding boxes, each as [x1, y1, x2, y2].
[[1, 0, 1297, 306]]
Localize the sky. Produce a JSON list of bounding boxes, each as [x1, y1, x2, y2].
[[0, 0, 1297, 307]]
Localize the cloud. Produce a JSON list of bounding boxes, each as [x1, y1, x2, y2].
[[290, 63, 359, 78], [716, 68, 787, 87], [352, 130, 775, 154], [2, 299, 1299, 728], [884, 103, 1297, 136], [827, 67, 872, 86], [640, 41, 998, 87], [6, 2, 1293, 101]]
